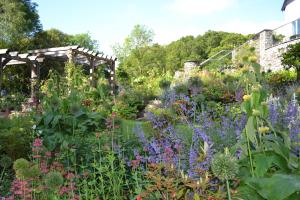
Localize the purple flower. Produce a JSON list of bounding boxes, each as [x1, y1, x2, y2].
[[188, 127, 213, 178], [269, 101, 279, 126]]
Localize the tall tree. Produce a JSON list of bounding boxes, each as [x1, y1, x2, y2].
[[69, 33, 99, 51], [0, 0, 42, 48], [112, 24, 154, 63]]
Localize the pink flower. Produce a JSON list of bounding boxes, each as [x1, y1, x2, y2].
[[45, 151, 52, 158], [65, 172, 75, 180], [59, 186, 69, 195], [131, 160, 140, 169], [32, 155, 41, 159], [33, 138, 43, 147]]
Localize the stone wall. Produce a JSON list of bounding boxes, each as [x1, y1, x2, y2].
[[232, 29, 300, 72], [261, 37, 300, 71]]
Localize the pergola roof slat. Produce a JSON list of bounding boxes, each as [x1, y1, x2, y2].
[[5, 60, 27, 66], [19, 54, 29, 59], [28, 56, 39, 61], [0, 49, 9, 55], [83, 49, 89, 53], [9, 51, 19, 57], [28, 45, 79, 54]]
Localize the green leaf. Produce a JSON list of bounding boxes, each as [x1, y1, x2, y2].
[[237, 185, 264, 200], [253, 154, 273, 177], [176, 189, 186, 199], [251, 91, 260, 108], [44, 113, 54, 126], [245, 174, 300, 200], [194, 193, 200, 200], [245, 116, 257, 145], [242, 101, 251, 116]]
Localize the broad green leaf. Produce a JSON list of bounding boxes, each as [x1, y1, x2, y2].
[[254, 154, 273, 177], [251, 91, 260, 108], [245, 174, 300, 200], [44, 113, 54, 126], [245, 116, 257, 145], [237, 185, 264, 200]]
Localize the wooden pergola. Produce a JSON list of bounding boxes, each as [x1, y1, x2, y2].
[[0, 45, 117, 102]]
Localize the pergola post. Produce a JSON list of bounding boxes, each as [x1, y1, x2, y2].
[[30, 62, 40, 103], [89, 57, 96, 87], [67, 49, 74, 63], [0, 59, 3, 94], [110, 61, 116, 94]]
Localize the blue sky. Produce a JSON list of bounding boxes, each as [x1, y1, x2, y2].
[[34, 0, 286, 55]]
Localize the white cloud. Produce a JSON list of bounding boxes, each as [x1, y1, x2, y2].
[[169, 0, 236, 16]]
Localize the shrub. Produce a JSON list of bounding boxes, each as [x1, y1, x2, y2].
[[0, 116, 33, 161], [282, 42, 300, 81], [265, 70, 297, 86]]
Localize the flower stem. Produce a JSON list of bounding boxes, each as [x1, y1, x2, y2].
[[245, 130, 254, 177], [226, 179, 232, 200]]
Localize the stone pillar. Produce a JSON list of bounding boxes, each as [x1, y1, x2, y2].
[[184, 61, 198, 74], [30, 63, 40, 102], [259, 30, 273, 71]]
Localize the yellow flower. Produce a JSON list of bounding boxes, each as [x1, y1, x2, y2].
[[249, 56, 257, 63], [243, 95, 251, 101], [258, 127, 270, 134]]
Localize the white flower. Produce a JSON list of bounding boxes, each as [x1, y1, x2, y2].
[[32, 125, 37, 130], [38, 130, 42, 134]]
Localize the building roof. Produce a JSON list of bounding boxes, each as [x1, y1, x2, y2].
[[282, 0, 295, 11]]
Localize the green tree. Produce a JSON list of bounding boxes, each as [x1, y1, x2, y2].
[[32, 29, 99, 50], [165, 35, 206, 73], [31, 29, 69, 49], [112, 24, 154, 63], [68, 32, 99, 51], [282, 42, 300, 81], [0, 0, 42, 48]]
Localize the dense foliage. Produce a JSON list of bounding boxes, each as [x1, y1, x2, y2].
[[114, 25, 250, 97], [2, 2, 300, 199]]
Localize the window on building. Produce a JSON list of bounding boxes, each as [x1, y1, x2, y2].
[[292, 19, 300, 36]]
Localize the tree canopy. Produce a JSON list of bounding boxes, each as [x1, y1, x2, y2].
[[0, 0, 42, 48]]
